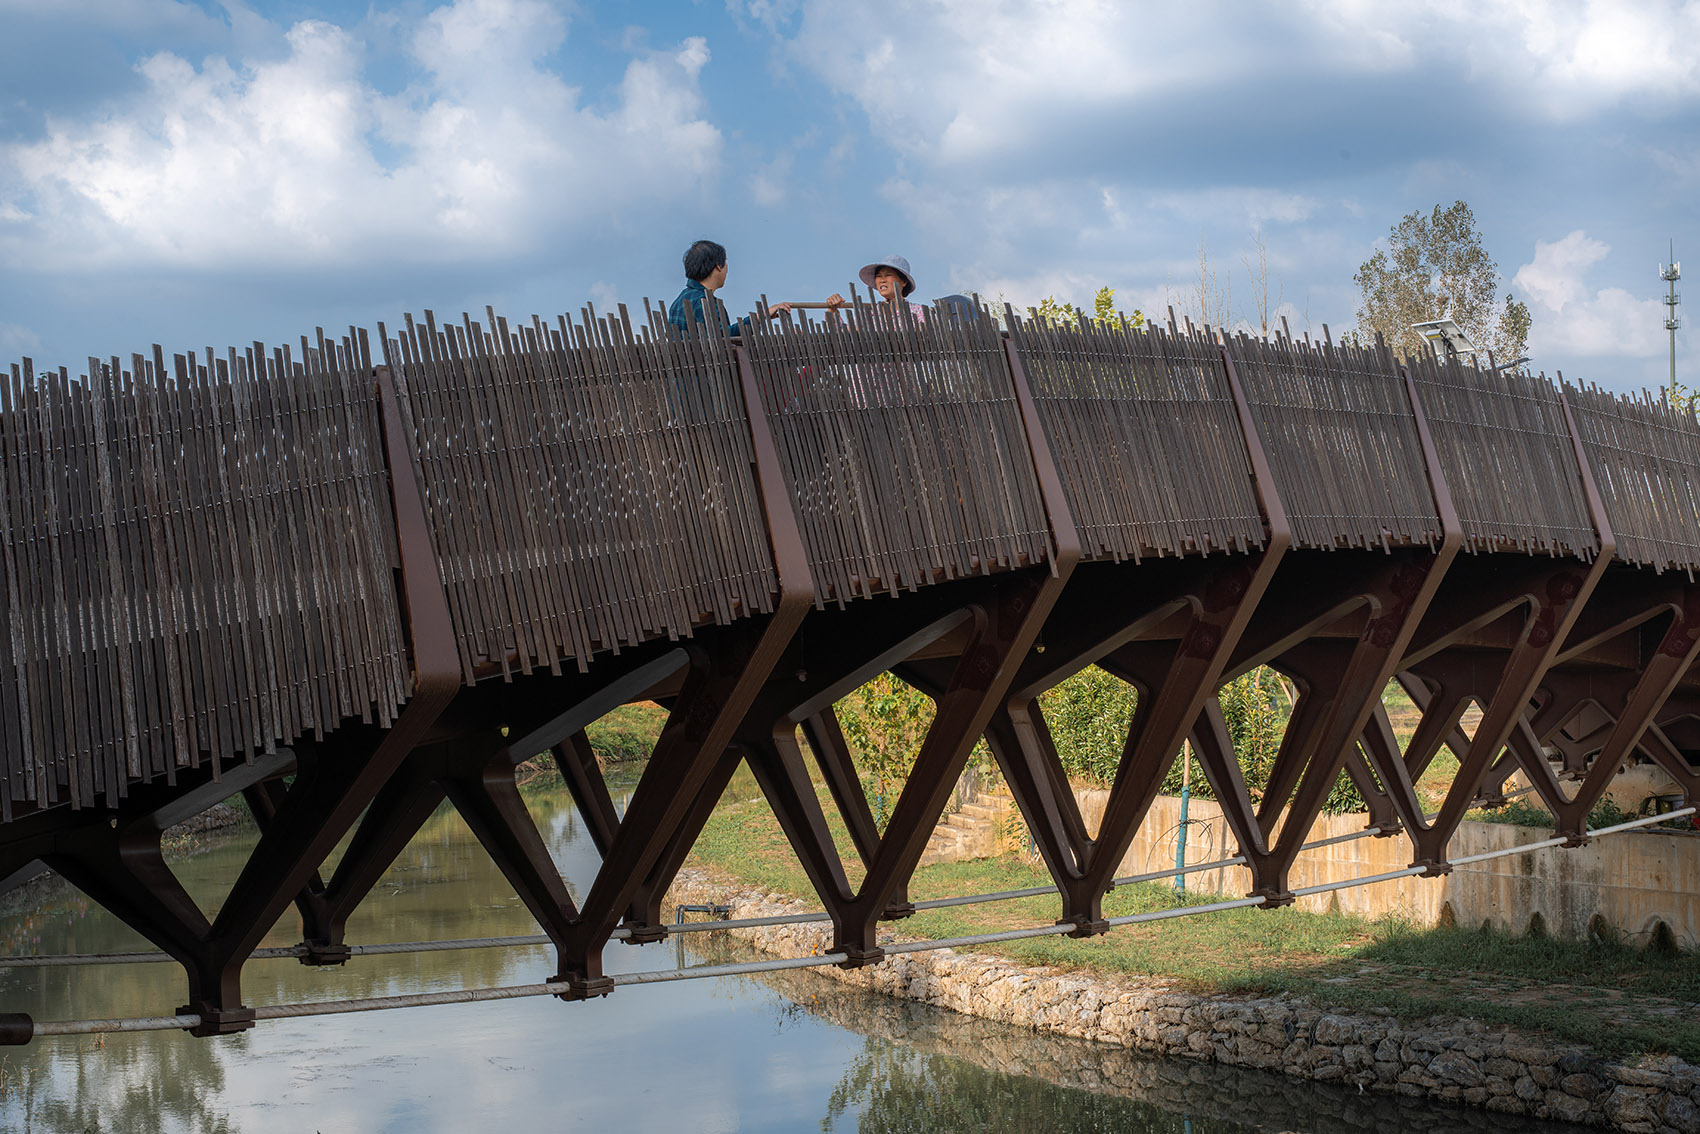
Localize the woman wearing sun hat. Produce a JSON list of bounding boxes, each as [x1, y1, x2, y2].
[[825, 255, 927, 323]]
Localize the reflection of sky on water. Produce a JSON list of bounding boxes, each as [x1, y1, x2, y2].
[[0, 793, 868, 1133], [206, 962, 859, 1133]]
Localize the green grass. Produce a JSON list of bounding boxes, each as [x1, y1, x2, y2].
[[686, 787, 1700, 1059], [586, 701, 669, 764]]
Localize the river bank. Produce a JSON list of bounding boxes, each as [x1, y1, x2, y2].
[[670, 866, 1700, 1133], [742, 944, 1591, 1134]]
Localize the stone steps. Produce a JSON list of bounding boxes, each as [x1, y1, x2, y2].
[[919, 792, 1013, 865]]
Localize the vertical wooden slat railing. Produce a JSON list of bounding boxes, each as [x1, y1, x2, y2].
[[0, 334, 410, 819], [381, 307, 779, 681], [1563, 383, 1700, 576], [1226, 332, 1440, 550], [739, 302, 1051, 607], [1407, 355, 1596, 559], [1007, 315, 1266, 562]]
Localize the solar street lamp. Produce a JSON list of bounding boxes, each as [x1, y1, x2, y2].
[[1411, 318, 1478, 360]]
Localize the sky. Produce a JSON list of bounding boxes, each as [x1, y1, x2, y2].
[[0, 0, 1695, 394]]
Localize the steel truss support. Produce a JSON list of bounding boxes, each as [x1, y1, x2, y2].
[[31, 366, 460, 1035], [1077, 553, 1287, 923], [830, 570, 1071, 962], [616, 597, 988, 939], [1357, 381, 1617, 864], [1182, 363, 1462, 903], [1227, 549, 1454, 902], [608, 326, 1086, 964], [1360, 560, 1608, 870], [960, 340, 1291, 930], [294, 643, 693, 958], [1502, 584, 1700, 841]]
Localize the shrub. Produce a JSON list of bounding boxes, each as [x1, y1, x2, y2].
[[1038, 666, 1134, 785], [1470, 795, 1627, 830]]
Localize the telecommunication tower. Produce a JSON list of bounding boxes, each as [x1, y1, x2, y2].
[[1662, 241, 1681, 397]]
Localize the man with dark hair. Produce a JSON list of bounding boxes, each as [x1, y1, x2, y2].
[[668, 239, 789, 335]]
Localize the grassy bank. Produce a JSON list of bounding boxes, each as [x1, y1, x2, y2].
[[685, 788, 1700, 1060]]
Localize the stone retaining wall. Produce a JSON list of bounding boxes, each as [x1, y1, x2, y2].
[[670, 868, 1700, 1133]]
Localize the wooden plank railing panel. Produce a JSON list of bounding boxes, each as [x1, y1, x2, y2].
[[1408, 355, 1595, 559], [1226, 332, 1440, 552], [384, 306, 779, 679], [1565, 383, 1700, 574]]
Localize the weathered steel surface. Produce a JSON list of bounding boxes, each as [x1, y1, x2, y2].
[[0, 334, 408, 819]]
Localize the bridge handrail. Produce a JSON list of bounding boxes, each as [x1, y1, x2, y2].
[[1563, 381, 1700, 575], [1225, 330, 1441, 552], [1406, 353, 1596, 559], [382, 306, 779, 680]]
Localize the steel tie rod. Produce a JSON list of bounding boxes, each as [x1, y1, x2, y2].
[[6, 807, 1686, 1045], [0, 784, 1564, 970]]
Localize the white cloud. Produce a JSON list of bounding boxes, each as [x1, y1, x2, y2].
[[589, 280, 620, 310], [0, 0, 723, 273], [748, 153, 791, 206], [1513, 230, 1609, 310], [770, 0, 1700, 171], [0, 323, 40, 353], [1514, 231, 1668, 358]]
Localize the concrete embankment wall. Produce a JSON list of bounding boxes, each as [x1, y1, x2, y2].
[[670, 869, 1700, 1132], [1083, 792, 1700, 947]]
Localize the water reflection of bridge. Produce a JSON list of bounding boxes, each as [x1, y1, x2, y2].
[[2, 301, 1699, 1038]]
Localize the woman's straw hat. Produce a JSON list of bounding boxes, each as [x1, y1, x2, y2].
[[858, 255, 916, 297]]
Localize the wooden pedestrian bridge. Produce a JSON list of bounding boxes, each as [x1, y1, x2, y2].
[[0, 298, 1697, 1041]]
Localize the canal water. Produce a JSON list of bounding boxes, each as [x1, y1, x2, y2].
[[0, 783, 1590, 1133]]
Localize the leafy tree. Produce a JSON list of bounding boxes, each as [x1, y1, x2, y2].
[[838, 663, 1365, 826], [835, 673, 935, 829], [1031, 287, 1145, 330], [1093, 285, 1146, 329], [1215, 668, 1284, 795], [1354, 200, 1531, 366]]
